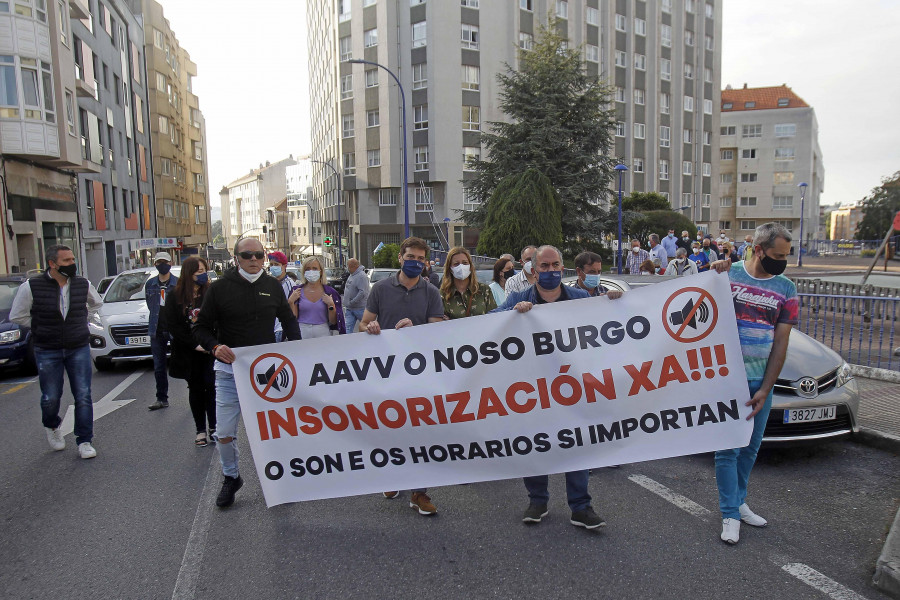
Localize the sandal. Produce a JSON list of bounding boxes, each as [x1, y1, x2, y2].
[[195, 433, 209, 447]]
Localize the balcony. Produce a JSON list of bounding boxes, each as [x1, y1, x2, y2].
[[68, 0, 89, 19]]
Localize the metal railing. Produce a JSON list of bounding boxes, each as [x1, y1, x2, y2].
[[796, 293, 899, 370], [791, 278, 899, 299], [805, 236, 900, 257]]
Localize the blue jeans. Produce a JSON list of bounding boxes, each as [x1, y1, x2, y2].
[[150, 333, 169, 402], [274, 329, 284, 343], [344, 308, 365, 334], [524, 470, 591, 511], [214, 371, 242, 478], [34, 345, 93, 445], [715, 380, 773, 519]]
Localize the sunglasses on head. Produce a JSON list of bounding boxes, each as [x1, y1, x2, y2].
[[238, 251, 265, 260]]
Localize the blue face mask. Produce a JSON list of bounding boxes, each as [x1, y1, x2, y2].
[[194, 272, 208, 286], [583, 274, 601, 288], [270, 266, 282, 277], [401, 259, 425, 278], [537, 270, 562, 290]]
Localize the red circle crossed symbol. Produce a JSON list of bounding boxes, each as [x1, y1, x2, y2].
[[661, 287, 719, 344], [249, 353, 298, 403]]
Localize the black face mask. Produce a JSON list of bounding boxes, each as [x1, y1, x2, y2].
[[57, 263, 78, 278], [759, 252, 787, 276]]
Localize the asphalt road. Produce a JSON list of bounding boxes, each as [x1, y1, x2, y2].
[[1, 362, 898, 600]]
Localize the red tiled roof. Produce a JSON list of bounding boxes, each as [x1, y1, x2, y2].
[[721, 84, 809, 111]]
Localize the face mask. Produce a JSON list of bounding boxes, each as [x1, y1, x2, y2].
[[759, 252, 788, 276], [239, 267, 263, 283], [632, 247, 640, 253], [693, 248, 700, 255], [503, 270, 514, 279], [537, 270, 561, 290], [270, 266, 283, 278], [401, 259, 425, 278], [156, 263, 171, 275], [57, 263, 77, 278], [451, 264, 471, 280], [668, 233, 674, 238], [194, 272, 209, 286], [304, 270, 321, 282], [703, 246, 710, 251], [676, 257, 685, 263], [583, 274, 601, 288], [720, 234, 726, 239], [522, 260, 534, 275]]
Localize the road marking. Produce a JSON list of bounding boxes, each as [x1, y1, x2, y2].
[[2, 382, 31, 394], [780, 563, 870, 600], [59, 369, 145, 436], [172, 452, 220, 600], [627, 474, 712, 519]]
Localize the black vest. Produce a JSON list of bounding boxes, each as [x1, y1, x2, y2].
[[29, 273, 90, 350]]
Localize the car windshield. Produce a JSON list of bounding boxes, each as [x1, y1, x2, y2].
[[104, 272, 151, 303], [0, 282, 21, 311], [370, 270, 393, 282]]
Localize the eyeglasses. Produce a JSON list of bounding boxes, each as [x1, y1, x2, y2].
[[238, 251, 265, 260]]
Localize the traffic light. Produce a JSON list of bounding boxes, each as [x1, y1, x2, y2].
[[323, 236, 334, 247]]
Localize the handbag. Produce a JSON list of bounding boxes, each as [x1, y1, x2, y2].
[[167, 343, 190, 380]]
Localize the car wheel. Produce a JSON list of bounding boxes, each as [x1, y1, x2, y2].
[[94, 357, 114, 372]]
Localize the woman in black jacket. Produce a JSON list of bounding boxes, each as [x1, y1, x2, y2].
[[164, 256, 216, 446]]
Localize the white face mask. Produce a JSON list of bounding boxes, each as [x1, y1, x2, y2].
[[693, 248, 700, 255], [632, 247, 640, 253], [451, 264, 471, 280], [676, 257, 685, 263], [239, 267, 264, 283], [304, 270, 321, 283], [523, 260, 534, 275]]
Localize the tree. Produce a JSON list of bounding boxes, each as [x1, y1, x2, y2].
[[373, 243, 401, 268], [211, 220, 224, 247], [629, 211, 697, 244], [476, 169, 562, 258], [855, 172, 900, 240], [462, 18, 617, 256], [622, 192, 672, 212]]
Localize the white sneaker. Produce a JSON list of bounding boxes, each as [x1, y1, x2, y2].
[[739, 503, 768, 527], [78, 442, 97, 459], [45, 427, 65, 451], [721, 518, 740, 544]]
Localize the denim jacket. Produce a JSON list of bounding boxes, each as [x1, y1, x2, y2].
[[145, 274, 178, 336]]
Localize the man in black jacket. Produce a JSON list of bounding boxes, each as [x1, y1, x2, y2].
[[193, 238, 301, 508]]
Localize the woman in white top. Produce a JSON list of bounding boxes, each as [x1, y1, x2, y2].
[[489, 257, 515, 307]]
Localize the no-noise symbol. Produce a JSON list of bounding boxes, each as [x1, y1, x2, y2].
[[250, 353, 297, 403], [661, 287, 718, 343]]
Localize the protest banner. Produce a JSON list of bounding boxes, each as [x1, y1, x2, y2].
[[232, 272, 751, 507]]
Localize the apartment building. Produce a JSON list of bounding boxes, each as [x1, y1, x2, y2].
[[220, 156, 297, 252], [307, 0, 723, 262], [830, 203, 862, 241], [285, 160, 319, 260], [717, 84, 824, 246], [127, 0, 211, 259]]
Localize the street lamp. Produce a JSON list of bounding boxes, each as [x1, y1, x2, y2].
[[310, 159, 343, 268], [348, 58, 409, 239], [797, 182, 809, 267], [614, 164, 629, 274]]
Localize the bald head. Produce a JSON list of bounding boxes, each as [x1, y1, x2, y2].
[[348, 258, 360, 273]]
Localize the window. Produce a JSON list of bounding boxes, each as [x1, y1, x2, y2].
[[634, 17, 646, 35], [412, 63, 427, 89], [703, 131, 711, 145], [706, 2, 714, 18], [462, 65, 479, 90], [366, 109, 379, 127], [339, 36, 351, 61], [1, 56, 18, 116], [365, 69, 378, 87], [413, 186, 433, 212], [682, 193, 692, 207], [412, 21, 427, 48], [721, 126, 736, 136], [742, 124, 762, 138], [342, 114, 354, 137], [158, 115, 168, 134], [340, 74, 353, 99], [414, 146, 428, 171], [338, 0, 351, 21], [719, 221, 731, 231], [364, 28, 378, 48], [461, 24, 479, 49], [363, 0, 375, 5], [777, 97, 790, 107], [661, 25, 672, 47], [744, 101, 755, 109], [519, 32, 534, 50], [702, 163, 711, 177], [685, 0, 695, 12], [720, 173, 733, 184], [774, 172, 794, 185], [683, 161, 692, 175], [615, 51, 627, 68], [414, 104, 428, 129], [463, 146, 480, 169], [704, 67, 712, 83], [662, 0, 672, 12], [739, 197, 757, 207], [614, 87, 625, 102], [343, 152, 356, 176], [462, 105, 480, 130], [741, 148, 757, 159], [520, 0, 532, 10], [685, 30, 694, 46], [585, 44, 599, 62], [773, 196, 792, 209], [720, 196, 733, 207], [194, 173, 204, 193], [659, 160, 669, 180], [702, 194, 711, 207], [721, 150, 734, 160], [556, 0, 567, 18], [703, 99, 713, 115], [741, 220, 757, 230], [705, 35, 714, 50], [740, 173, 758, 182], [615, 14, 626, 31], [410, 0, 424, 4], [615, 121, 626, 137], [681, 96, 695, 113], [683, 128, 693, 143], [684, 63, 693, 79], [661, 58, 671, 80], [586, 7, 598, 25], [634, 88, 645, 105], [461, 0, 479, 6], [367, 149, 381, 167], [193, 141, 202, 161], [775, 123, 796, 137], [773, 220, 793, 232], [633, 123, 645, 139], [160, 157, 171, 176], [379, 189, 398, 206], [660, 126, 670, 147], [632, 158, 644, 173], [775, 148, 795, 161], [660, 93, 670, 114], [153, 28, 164, 49], [634, 54, 646, 71], [64, 90, 75, 135]]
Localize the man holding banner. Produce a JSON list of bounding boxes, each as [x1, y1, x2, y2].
[[711, 223, 798, 544]]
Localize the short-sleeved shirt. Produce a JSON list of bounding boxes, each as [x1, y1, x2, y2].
[[366, 272, 444, 329], [443, 282, 497, 319], [689, 251, 710, 271], [728, 261, 799, 381]]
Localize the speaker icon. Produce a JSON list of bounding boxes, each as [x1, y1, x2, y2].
[[256, 362, 291, 392], [669, 297, 710, 330]]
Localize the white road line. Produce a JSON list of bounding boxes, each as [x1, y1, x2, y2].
[[627, 474, 712, 519], [59, 368, 145, 436], [172, 452, 220, 600], [781, 563, 870, 600]]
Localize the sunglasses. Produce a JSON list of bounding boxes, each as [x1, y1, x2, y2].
[[238, 251, 265, 260]]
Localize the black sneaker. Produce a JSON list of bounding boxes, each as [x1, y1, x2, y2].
[[522, 503, 549, 523], [215, 475, 244, 508], [148, 401, 169, 411], [570, 507, 606, 529]]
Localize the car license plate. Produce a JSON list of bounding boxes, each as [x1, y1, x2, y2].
[[783, 405, 836, 424], [125, 336, 150, 345]]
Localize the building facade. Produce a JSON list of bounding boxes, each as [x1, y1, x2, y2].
[[717, 84, 824, 246], [306, 0, 723, 262], [830, 203, 862, 241], [285, 160, 319, 260]]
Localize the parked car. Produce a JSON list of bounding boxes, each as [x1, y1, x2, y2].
[[367, 268, 396, 284], [326, 268, 349, 294], [0, 274, 35, 373], [562, 274, 860, 443], [96, 276, 115, 296]]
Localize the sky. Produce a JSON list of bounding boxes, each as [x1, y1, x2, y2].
[[158, 0, 900, 211]]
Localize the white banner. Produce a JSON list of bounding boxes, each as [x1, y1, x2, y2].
[[233, 272, 751, 507]]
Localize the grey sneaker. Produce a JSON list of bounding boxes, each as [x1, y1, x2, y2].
[[523, 503, 549, 523], [570, 507, 606, 529], [45, 427, 65, 451]]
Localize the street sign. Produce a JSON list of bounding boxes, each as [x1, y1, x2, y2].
[[892, 211, 900, 232], [323, 236, 334, 247], [374, 242, 384, 254]]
